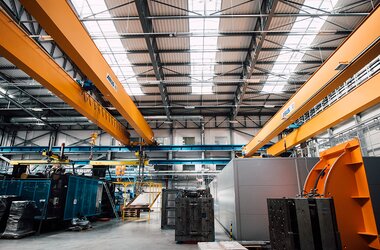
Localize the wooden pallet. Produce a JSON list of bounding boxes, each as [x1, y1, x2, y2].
[[123, 208, 141, 218]]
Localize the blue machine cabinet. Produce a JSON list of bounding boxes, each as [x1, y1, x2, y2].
[[63, 176, 103, 220], [0, 176, 103, 220], [0, 179, 51, 218]]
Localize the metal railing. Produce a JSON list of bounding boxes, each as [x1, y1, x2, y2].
[[295, 56, 380, 125]]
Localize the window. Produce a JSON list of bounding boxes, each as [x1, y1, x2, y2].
[[183, 137, 195, 145], [155, 137, 169, 145], [215, 136, 228, 145], [154, 165, 172, 171], [183, 165, 195, 171], [216, 165, 225, 171], [130, 137, 140, 143]]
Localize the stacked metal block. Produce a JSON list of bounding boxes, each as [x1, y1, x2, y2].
[[267, 198, 341, 250], [175, 189, 214, 243], [161, 189, 181, 229]]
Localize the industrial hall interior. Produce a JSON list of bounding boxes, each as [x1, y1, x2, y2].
[[0, 0, 380, 249]]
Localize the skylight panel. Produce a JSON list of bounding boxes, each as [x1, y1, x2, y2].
[[261, 0, 338, 93], [84, 22, 102, 34], [98, 21, 118, 35], [71, 0, 144, 96], [189, 0, 221, 95]]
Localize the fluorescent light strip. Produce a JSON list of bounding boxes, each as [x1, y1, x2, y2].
[[262, 0, 338, 93], [71, 0, 144, 96]]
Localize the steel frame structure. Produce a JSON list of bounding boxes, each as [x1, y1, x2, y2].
[[0, 0, 377, 132], [0, 8, 131, 144], [244, 5, 380, 156], [20, 0, 154, 144]]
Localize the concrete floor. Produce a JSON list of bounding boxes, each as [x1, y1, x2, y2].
[[1, 212, 230, 250]]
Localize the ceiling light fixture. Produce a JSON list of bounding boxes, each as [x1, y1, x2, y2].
[[335, 61, 349, 71], [31, 108, 43, 112]]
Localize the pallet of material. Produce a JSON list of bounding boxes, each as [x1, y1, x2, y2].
[[123, 209, 141, 218], [198, 241, 247, 250]]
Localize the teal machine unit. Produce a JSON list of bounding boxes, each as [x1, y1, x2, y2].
[[0, 179, 51, 218], [64, 176, 103, 220], [0, 175, 103, 220]]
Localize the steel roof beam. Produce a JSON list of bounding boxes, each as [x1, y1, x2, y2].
[[1, 81, 304, 90], [135, 71, 311, 77], [90, 30, 352, 39], [0, 90, 295, 97], [6, 71, 312, 80], [135, 0, 171, 119], [0, 99, 288, 108], [0, 72, 65, 118], [98, 47, 338, 55], [106, 60, 322, 67], [67, 12, 370, 21], [231, 0, 280, 120]]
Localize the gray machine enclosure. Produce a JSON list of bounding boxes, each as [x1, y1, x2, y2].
[[209, 158, 318, 241]]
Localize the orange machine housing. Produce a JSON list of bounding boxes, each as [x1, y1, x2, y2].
[[304, 138, 380, 249]]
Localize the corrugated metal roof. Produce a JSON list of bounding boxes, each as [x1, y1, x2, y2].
[[106, 0, 138, 16], [162, 65, 191, 75], [269, 17, 297, 31], [214, 64, 243, 74], [220, 0, 260, 15], [149, 0, 188, 16], [0, 57, 14, 67], [275, 0, 305, 14], [167, 86, 191, 94], [156, 37, 190, 50], [141, 85, 160, 94], [153, 19, 189, 33], [130, 65, 154, 74], [113, 20, 143, 33], [219, 18, 256, 32], [160, 53, 191, 63], [217, 36, 251, 49], [216, 51, 247, 62], [121, 39, 148, 50], [311, 35, 345, 48], [127, 53, 152, 64], [322, 16, 364, 31], [334, 0, 376, 12], [2, 69, 29, 78], [212, 85, 237, 93]]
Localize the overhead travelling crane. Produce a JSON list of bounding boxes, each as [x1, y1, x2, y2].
[[243, 4, 380, 157], [20, 0, 154, 144], [0, 9, 130, 145], [268, 71, 380, 156]]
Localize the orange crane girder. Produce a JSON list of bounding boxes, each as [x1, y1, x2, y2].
[[267, 72, 380, 156], [243, 5, 380, 157], [20, 0, 154, 144], [0, 9, 130, 145]]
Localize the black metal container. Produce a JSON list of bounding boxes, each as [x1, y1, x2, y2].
[[161, 189, 181, 229], [175, 189, 214, 243]]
